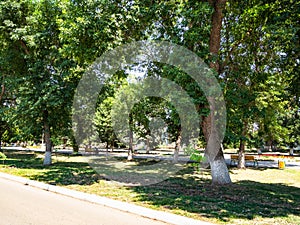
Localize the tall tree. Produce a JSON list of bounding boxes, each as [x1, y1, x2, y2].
[[199, 0, 231, 183], [222, 0, 299, 167], [0, 0, 76, 164]]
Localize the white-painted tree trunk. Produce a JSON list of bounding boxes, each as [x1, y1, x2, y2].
[[43, 109, 52, 166], [43, 151, 52, 165], [210, 156, 231, 185], [173, 148, 179, 163]]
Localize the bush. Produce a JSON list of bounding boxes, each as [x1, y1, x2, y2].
[[0, 152, 7, 160], [184, 145, 203, 162]]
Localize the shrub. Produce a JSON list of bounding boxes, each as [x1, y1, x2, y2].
[[184, 145, 203, 162], [0, 152, 7, 160]]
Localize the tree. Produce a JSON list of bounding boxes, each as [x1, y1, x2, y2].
[[121, 1, 231, 183], [222, 0, 299, 168], [199, 0, 232, 183], [0, 0, 76, 165], [0, 0, 29, 148], [94, 97, 118, 151]]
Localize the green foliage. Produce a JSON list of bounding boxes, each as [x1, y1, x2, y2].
[[184, 145, 203, 162], [94, 97, 118, 148], [0, 152, 6, 160], [223, 0, 299, 150], [0, 0, 298, 158]]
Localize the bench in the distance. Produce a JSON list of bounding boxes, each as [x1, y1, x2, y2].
[[230, 154, 258, 167]]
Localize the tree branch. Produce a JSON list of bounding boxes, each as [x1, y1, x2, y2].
[[0, 83, 5, 103], [19, 40, 30, 55]]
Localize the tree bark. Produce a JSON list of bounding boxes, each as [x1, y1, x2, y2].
[[128, 113, 134, 161], [173, 129, 182, 163], [237, 141, 246, 169], [0, 83, 5, 152], [237, 121, 247, 169], [209, 0, 227, 73], [0, 132, 2, 151], [128, 129, 134, 161], [111, 140, 114, 151], [0, 83, 5, 103], [210, 149, 231, 184], [146, 137, 150, 154], [43, 110, 52, 165], [70, 134, 79, 153], [201, 0, 231, 184]]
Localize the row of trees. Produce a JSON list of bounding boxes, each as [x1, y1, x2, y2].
[[0, 0, 299, 184]]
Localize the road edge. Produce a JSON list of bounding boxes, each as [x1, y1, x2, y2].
[[0, 172, 214, 225]]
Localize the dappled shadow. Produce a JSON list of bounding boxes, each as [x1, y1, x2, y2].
[[129, 167, 300, 222], [28, 161, 100, 185], [2, 151, 44, 169], [88, 156, 186, 185], [2, 150, 101, 185], [2, 150, 300, 223]]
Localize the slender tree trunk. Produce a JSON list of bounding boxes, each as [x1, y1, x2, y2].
[[146, 136, 150, 154], [237, 140, 246, 169], [111, 140, 114, 151], [173, 129, 182, 163], [43, 110, 52, 165], [128, 114, 134, 160], [237, 121, 247, 169], [128, 129, 134, 161], [201, 0, 231, 184], [70, 134, 79, 153], [0, 83, 5, 152], [0, 83, 5, 103], [0, 132, 2, 151]]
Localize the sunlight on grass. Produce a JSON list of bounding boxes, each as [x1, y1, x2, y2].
[[1, 150, 299, 225], [230, 168, 300, 188]]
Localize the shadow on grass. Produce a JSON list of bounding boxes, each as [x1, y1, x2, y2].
[[129, 167, 300, 222], [2, 151, 300, 223], [28, 161, 100, 185], [2, 150, 100, 185], [2, 151, 44, 169]]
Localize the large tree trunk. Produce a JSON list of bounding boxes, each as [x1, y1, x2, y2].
[[202, 112, 231, 184], [210, 149, 231, 183], [43, 110, 52, 165], [202, 0, 231, 184]]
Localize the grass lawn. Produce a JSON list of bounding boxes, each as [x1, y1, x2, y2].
[[0, 150, 300, 225]]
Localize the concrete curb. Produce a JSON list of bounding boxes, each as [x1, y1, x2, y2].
[[0, 172, 214, 225]]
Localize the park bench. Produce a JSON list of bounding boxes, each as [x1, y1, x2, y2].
[[230, 154, 258, 167]]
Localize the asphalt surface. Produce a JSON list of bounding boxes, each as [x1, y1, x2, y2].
[[0, 177, 169, 225]]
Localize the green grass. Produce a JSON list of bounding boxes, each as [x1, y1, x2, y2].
[[1, 150, 300, 225]]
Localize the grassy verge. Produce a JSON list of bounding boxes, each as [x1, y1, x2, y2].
[[0, 150, 299, 225]]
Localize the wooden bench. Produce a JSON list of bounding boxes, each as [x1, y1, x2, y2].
[[230, 154, 258, 167]]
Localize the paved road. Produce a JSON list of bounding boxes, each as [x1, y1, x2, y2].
[[0, 177, 168, 225]]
